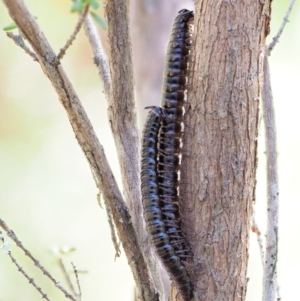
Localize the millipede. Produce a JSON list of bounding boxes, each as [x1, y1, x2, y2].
[[140, 9, 194, 301], [141, 106, 192, 301], [158, 8, 194, 300]]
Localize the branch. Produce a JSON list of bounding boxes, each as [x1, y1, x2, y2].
[[90, 1, 164, 297], [8, 252, 52, 301], [104, 0, 142, 234], [267, 0, 297, 54], [56, 5, 89, 63], [83, 15, 110, 101], [58, 258, 77, 298], [262, 53, 279, 301], [71, 262, 82, 301], [0, 219, 76, 301], [6, 32, 37, 61], [2, 1, 157, 300]]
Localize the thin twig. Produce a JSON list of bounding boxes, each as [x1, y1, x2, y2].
[[267, 0, 297, 54], [58, 258, 77, 297], [0, 219, 76, 301], [83, 15, 111, 101], [106, 206, 121, 259], [6, 32, 38, 61], [262, 2, 297, 300], [55, 5, 89, 64], [71, 262, 82, 301], [261, 53, 279, 301], [8, 252, 52, 301]]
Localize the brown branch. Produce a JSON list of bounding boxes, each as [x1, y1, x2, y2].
[[6, 32, 37, 61], [83, 15, 110, 101], [2, 1, 157, 300], [58, 258, 77, 298], [104, 0, 141, 234], [55, 5, 89, 63], [104, 1, 164, 298], [261, 2, 297, 299], [267, 0, 297, 54], [262, 52, 279, 301], [0, 219, 76, 301], [8, 252, 52, 301]]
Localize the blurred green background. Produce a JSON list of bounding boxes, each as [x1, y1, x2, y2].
[[0, 1, 299, 301]]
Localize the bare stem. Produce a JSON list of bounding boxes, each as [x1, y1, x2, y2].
[[262, 53, 279, 301], [8, 252, 52, 301], [6, 32, 37, 61], [83, 15, 110, 101], [267, 0, 297, 54], [261, 2, 297, 300], [71, 262, 82, 301], [0, 219, 76, 301], [58, 258, 77, 297], [56, 5, 89, 63]]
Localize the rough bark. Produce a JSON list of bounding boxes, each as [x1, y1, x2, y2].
[[179, 1, 272, 300]]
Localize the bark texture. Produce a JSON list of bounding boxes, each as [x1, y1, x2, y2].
[[179, 1, 272, 300]]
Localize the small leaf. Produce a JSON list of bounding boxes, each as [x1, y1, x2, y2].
[[60, 246, 76, 255], [90, 12, 107, 30], [90, 1, 100, 9], [3, 23, 18, 31], [71, 1, 85, 13]]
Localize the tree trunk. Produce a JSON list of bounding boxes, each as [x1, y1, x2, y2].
[[179, 1, 272, 300]]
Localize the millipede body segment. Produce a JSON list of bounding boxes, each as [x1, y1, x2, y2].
[[140, 9, 194, 301], [141, 107, 192, 301]]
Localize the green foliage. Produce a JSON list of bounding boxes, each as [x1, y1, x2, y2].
[[90, 11, 107, 29], [71, 0, 106, 30], [3, 22, 18, 31], [71, 0, 100, 13], [3, 16, 38, 32]]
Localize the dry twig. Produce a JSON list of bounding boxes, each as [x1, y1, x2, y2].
[[262, 54, 279, 301], [71, 262, 82, 301], [0, 219, 76, 301], [58, 258, 78, 298], [56, 5, 89, 64], [6, 32, 37, 61], [267, 0, 297, 53], [83, 15, 110, 101], [8, 252, 52, 301], [261, 1, 296, 300]]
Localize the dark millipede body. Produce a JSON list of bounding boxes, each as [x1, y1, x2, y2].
[[140, 106, 192, 301], [158, 8, 194, 301]]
